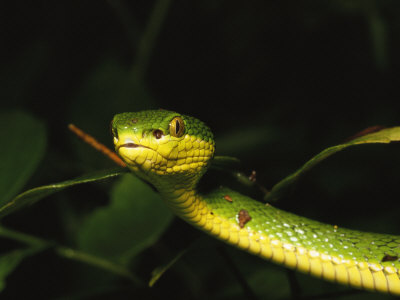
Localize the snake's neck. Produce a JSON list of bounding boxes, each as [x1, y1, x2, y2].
[[148, 173, 207, 224], [161, 187, 202, 220]]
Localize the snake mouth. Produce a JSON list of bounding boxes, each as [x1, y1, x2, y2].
[[116, 142, 151, 152], [119, 142, 139, 149]]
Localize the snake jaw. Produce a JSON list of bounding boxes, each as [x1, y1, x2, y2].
[[115, 136, 148, 151], [117, 142, 142, 151], [115, 136, 160, 174]]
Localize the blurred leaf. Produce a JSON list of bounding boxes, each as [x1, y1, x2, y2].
[[210, 155, 241, 170], [0, 42, 49, 104], [78, 174, 173, 265], [215, 126, 275, 156], [68, 59, 157, 169], [0, 246, 45, 292], [367, 8, 387, 70], [0, 224, 140, 284], [0, 168, 126, 219], [131, 0, 173, 81], [266, 126, 400, 202], [216, 265, 290, 299], [0, 111, 46, 206], [68, 1, 172, 169], [55, 246, 141, 284]]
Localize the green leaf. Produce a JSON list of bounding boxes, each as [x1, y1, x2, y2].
[[0, 246, 46, 292], [0, 111, 46, 206], [265, 126, 400, 202], [78, 174, 173, 265], [55, 246, 141, 284], [0, 168, 126, 219], [0, 225, 141, 284]]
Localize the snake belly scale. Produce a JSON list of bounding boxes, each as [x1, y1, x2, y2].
[[111, 109, 400, 295]]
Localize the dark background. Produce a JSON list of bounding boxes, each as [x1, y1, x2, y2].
[[2, 0, 400, 299]]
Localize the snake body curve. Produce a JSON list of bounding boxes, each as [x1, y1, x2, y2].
[[111, 110, 400, 295]]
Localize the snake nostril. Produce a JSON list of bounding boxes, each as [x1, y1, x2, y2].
[[153, 129, 164, 139]]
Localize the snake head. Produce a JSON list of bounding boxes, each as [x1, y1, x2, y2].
[[111, 110, 215, 188]]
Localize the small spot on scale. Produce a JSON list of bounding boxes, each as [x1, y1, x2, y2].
[[238, 209, 252, 228], [223, 195, 233, 202], [381, 254, 399, 262]]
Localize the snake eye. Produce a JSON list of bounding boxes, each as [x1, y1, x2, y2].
[[169, 116, 185, 137], [153, 129, 164, 139]]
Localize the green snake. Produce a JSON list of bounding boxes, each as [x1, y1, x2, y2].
[[111, 109, 400, 295]]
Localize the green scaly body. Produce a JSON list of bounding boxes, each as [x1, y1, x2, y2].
[[112, 109, 400, 295]]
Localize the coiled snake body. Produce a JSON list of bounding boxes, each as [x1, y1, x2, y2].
[[112, 110, 400, 295]]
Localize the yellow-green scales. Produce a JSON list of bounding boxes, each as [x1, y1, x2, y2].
[[112, 109, 400, 295]]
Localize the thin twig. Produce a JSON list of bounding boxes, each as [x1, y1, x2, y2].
[[68, 124, 126, 168]]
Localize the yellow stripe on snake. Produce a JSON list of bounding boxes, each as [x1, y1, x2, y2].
[[111, 110, 400, 295]]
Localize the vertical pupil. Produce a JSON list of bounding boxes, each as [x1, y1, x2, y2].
[[175, 120, 180, 134]]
